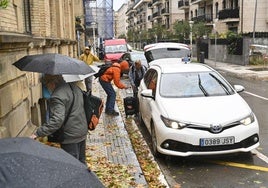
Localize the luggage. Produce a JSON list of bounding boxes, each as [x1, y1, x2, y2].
[[123, 96, 138, 117]]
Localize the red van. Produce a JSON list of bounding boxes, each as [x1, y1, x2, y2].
[[104, 39, 128, 62]]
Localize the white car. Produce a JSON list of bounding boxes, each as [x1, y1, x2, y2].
[[138, 61, 260, 157], [144, 42, 191, 64]]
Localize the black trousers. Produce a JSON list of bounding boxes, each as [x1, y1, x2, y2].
[[61, 139, 86, 165]]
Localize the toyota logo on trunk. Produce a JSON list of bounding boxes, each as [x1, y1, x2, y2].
[[210, 124, 223, 133]]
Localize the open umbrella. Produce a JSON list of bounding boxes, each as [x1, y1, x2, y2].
[[62, 65, 100, 82], [13, 53, 95, 75], [0, 137, 104, 188]]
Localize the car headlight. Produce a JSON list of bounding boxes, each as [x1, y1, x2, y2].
[[160, 115, 189, 129], [240, 113, 255, 125]]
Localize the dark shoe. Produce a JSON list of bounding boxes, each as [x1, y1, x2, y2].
[[105, 110, 119, 116]]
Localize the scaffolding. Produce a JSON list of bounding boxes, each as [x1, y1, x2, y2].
[[84, 0, 114, 48]]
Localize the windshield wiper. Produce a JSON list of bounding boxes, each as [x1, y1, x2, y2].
[[209, 73, 231, 95], [198, 74, 209, 96]]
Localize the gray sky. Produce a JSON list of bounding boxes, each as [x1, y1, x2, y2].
[[113, 0, 127, 11]]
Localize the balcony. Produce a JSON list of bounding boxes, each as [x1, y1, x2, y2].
[[178, 0, 189, 9], [218, 8, 239, 20], [191, 0, 203, 4], [192, 14, 213, 22], [152, 0, 162, 6], [153, 12, 161, 18], [161, 8, 169, 15]]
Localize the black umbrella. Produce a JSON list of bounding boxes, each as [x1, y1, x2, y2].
[[13, 53, 94, 75], [0, 137, 104, 188]]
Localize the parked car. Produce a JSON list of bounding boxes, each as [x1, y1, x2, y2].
[[138, 60, 260, 157], [144, 42, 191, 64], [119, 51, 148, 68]]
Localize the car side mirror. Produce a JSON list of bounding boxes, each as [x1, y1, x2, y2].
[[234, 85, 245, 93]]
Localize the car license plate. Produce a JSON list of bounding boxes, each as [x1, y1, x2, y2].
[[200, 136, 235, 146]]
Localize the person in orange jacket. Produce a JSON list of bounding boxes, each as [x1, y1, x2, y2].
[[99, 61, 129, 116]]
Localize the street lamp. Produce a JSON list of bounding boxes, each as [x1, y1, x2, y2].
[[213, 19, 218, 67], [189, 20, 194, 54], [139, 31, 141, 50], [91, 22, 97, 54]]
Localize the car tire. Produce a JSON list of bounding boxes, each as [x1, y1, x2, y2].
[[151, 123, 162, 158]]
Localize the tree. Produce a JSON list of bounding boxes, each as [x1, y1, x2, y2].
[[191, 21, 210, 60], [173, 20, 190, 42], [0, 0, 9, 8], [192, 21, 209, 38], [118, 34, 126, 39]]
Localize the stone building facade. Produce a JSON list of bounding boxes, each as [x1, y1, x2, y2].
[[0, 0, 84, 138]]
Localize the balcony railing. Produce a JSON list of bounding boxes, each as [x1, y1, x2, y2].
[[153, 12, 161, 18], [178, 0, 189, 8], [161, 8, 169, 14], [192, 14, 213, 22], [218, 8, 239, 20]]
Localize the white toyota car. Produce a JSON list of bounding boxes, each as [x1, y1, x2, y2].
[[138, 60, 260, 157]]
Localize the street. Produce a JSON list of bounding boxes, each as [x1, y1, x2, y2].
[[135, 74, 268, 188]]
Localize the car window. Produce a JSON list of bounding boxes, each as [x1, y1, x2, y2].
[[160, 71, 235, 98], [143, 69, 158, 96], [145, 48, 190, 62], [131, 53, 146, 61]]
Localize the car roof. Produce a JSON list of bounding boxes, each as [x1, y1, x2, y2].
[[129, 50, 144, 54], [150, 60, 213, 74], [144, 42, 190, 51]]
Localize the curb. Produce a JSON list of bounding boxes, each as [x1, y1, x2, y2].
[[118, 81, 170, 187]]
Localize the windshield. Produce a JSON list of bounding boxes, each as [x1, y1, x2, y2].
[[145, 48, 190, 62], [160, 71, 235, 97], [131, 53, 147, 61], [105, 45, 128, 53]]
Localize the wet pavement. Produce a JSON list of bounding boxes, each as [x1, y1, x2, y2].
[[86, 77, 149, 186]]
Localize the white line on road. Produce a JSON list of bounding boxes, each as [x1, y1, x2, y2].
[[244, 91, 268, 101], [251, 149, 268, 164]]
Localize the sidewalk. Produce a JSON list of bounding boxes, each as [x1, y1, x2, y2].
[[86, 78, 148, 187], [194, 58, 268, 81]]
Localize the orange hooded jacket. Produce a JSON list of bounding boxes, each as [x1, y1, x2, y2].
[[100, 62, 127, 89]]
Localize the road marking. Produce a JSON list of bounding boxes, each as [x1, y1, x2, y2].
[[244, 91, 268, 101], [209, 160, 268, 172], [252, 149, 268, 164]]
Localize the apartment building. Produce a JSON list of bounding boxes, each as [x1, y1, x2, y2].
[[124, 0, 267, 42], [0, 0, 83, 138], [114, 3, 128, 38], [126, 0, 184, 33]]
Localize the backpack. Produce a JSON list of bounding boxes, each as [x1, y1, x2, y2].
[[94, 63, 113, 78], [82, 91, 104, 130]]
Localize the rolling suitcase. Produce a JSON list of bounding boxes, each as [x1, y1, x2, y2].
[[123, 96, 137, 117]]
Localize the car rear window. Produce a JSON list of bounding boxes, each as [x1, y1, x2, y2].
[[145, 48, 190, 62]]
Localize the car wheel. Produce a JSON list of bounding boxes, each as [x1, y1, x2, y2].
[[151, 123, 162, 158]]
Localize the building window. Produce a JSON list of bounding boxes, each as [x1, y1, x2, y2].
[[23, 0, 31, 34], [215, 2, 218, 18], [222, 0, 226, 9]]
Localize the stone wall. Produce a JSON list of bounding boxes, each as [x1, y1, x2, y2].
[[0, 0, 84, 138]]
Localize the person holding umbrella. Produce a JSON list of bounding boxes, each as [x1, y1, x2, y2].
[[30, 74, 88, 165], [79, 46, 100, 92], [13, 53, 96, 164]]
